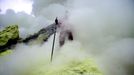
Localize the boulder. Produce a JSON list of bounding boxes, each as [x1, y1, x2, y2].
[[0, 25, 19, 52]]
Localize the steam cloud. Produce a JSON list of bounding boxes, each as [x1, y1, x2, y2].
[[0, 0, 134, 75]]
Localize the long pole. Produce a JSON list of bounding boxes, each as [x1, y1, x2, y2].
[[50, 24, 56, 62]]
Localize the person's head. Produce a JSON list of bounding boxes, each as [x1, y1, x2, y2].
[[55, 17, 58, 25]]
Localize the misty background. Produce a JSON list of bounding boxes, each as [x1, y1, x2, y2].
[[0, 0, 134, 75]]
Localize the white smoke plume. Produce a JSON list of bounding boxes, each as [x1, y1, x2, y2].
[[0, 0, 134, 75]]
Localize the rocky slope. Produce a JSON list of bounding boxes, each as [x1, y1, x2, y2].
[[0, 23, 56, 52], [23, 23, 56, 43]]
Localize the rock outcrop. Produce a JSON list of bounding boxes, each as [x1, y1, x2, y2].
[[23, 23, 56, 43], [0, 25, 19, 52], [0, 23, 56, 52]]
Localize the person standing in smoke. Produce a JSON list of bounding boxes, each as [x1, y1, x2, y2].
[[55, 16, 73, 47]]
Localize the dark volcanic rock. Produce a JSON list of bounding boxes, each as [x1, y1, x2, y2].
[[23, 23, 56, 43]]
